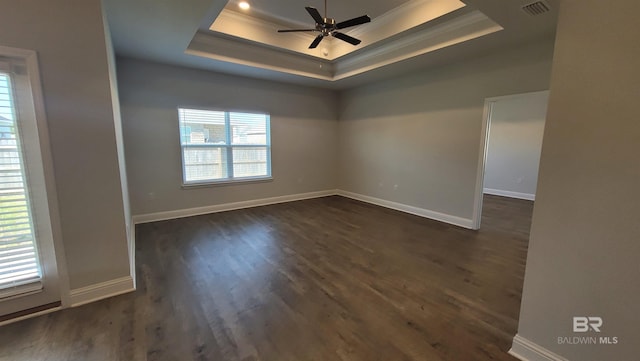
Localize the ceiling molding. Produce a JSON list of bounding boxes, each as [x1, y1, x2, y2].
[[210, 9, 331, 59], [348, 0, 464, 39], [187, 32, 335, 81], [334, 10, 502, 79], [189, 7, 501, 82], [209, 0, 467, 61], [331, 0, 467, 59]]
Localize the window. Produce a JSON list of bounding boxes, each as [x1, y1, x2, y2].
[[178, 108, 271, 185], [0, 68, 41, 294], [0, 48, 60, 313]]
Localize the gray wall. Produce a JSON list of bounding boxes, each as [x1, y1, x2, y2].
[[117, 58, 339, 216], [515, 1, 640, 360], [103, 9, 133, 274], [0, 0, 131, 289], [484, 91, 548, 200], [337, 39, 554, 221]]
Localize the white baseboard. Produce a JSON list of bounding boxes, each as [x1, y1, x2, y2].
[[69, 276, 135, 307], [484, 188, 535, 201], [509, 334, 569, 361], [336, 190, 474, 229], [133, 190, 338, 224], [132, 188, 474, 229]]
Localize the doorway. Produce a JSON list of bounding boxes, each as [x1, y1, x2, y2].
[[473, 90, 549, 229]]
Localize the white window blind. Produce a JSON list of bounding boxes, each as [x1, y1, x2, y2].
[[0, 72, 42, 294], [178, 108, 271, 185]]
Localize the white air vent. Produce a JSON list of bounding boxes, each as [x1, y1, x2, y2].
[[521, 1, 551, 16]]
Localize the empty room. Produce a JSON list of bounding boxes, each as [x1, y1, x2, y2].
[[0, 0, 638, 360]]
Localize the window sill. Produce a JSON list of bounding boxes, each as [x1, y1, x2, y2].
[[181, 177, 273, 189], [0, 280, 43, 300]]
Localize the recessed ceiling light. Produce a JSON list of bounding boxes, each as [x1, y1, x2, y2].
[[239, 1, 250, 10]]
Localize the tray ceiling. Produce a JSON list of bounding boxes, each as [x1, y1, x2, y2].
[[103, 0, 559, 88]]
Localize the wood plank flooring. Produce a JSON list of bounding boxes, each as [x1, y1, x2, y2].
[[0, 195, 533, 361]]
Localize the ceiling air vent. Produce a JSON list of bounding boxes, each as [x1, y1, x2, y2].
[[521, 0, 551, 16]]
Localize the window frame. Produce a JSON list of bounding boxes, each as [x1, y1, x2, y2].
[[0, 46, 65, 311], [177, 107, 272, 187]]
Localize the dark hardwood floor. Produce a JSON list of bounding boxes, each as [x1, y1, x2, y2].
[[0, 195, 533, 361]]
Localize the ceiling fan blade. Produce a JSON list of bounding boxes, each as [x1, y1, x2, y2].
[[332, 32, 361, 46], [336, 15, 371, 29], [277, 29, 317, 33], [309, 34, 324, 49], [305, 6, 324, 24]]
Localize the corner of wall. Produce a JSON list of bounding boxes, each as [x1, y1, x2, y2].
[[69, 276, 135, 308]]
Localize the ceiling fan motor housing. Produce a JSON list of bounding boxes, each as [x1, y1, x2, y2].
[[319, 18, 336, 35]]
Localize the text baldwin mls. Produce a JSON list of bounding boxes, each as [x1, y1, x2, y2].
[[558, 317, 619, 345]]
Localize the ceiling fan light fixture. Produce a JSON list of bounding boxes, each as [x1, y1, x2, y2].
[[276, 0, 371, 49]]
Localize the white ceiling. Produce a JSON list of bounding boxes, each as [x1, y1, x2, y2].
[[103, 0, 559, 89]]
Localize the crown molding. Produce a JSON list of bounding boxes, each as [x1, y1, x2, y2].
[[210, 8, 328, 59], [334, 10, 502, 79], [187, 32, 334, 81], [334, 0, 466, 58], [207, 0, 466, 61], [189, 4, 502, 82]]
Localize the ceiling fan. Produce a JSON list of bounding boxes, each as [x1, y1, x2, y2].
[[276, 0, 371, 49]]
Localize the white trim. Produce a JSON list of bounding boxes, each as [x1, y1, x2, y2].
[[128, 218, 136, 290], [0, 306, 62, 327], [133, 190, 338, 224], [0, 281, 42, 300], [509, 334, 569, 361], [27, 46, 71, 307], [484, 188, 535, 201], [336, 190, 474, 229], [485, 90, 550, 103], [0, 45, 70, 312], [186, 43, 334, 82], [69, 276, 135, 308], [181, 177, 273, 188], [472, 99, 494, 229], [333, 11, 502, 79], [133, 188, 476, 228]]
